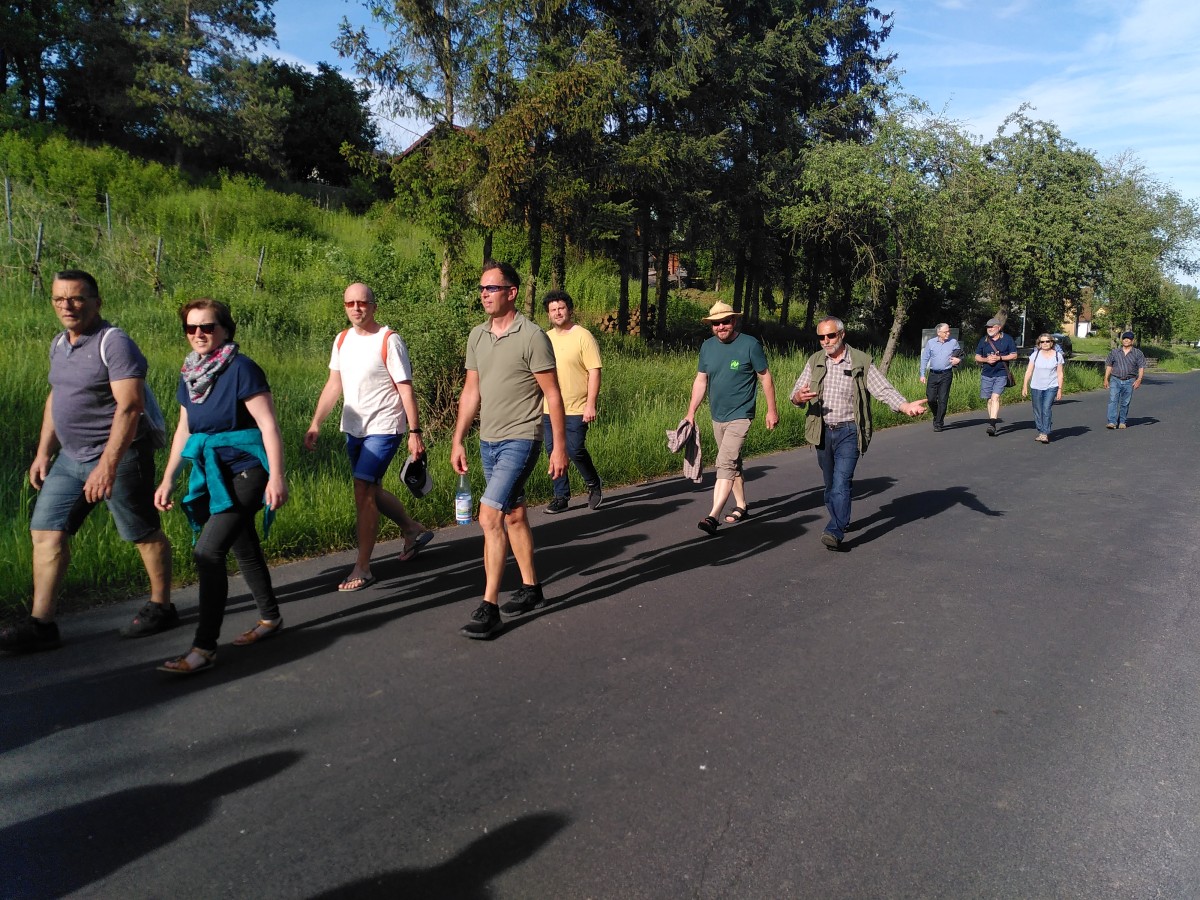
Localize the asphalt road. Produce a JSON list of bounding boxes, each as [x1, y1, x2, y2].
[[3, 372, 1199, 899]]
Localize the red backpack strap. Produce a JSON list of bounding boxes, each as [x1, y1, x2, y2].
[[379, 328, 391, 366], [335, 329, 349, 353]]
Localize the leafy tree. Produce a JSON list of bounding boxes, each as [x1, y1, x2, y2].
[[258, 60, 379, 185], [124, 0, 276, 165]]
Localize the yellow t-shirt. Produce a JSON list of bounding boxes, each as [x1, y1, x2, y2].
[[545, 324, 602, 415]]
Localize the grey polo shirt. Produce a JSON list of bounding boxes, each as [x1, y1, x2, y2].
[[465, 312, 557, 442], [48, 321, 148, 462]]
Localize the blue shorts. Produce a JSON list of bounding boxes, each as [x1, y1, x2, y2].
[[480, 439, 542, 513], [346, 434, 403, 484], [30, 442, 161, 541], [980, 373, 1009, 399]]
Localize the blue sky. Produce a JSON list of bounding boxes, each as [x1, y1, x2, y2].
[[270, 0, 1200, 207]]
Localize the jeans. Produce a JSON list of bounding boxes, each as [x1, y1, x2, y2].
[[1107, 378, 1134, 425], [1030, 387, 1056, 435], [192, 466, 279, 652], [30, 440, 160, 540], [480, 439, 542, 512], [815, 422, 860, 541], [925, 370, 953, 427], [543, 414, 600, 499]]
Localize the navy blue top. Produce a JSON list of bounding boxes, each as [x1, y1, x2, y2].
[[975, 333, 1016, 379], [176, 353, 270, 473]]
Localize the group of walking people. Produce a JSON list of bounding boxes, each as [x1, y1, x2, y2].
[[1, 264, 1151, 661]]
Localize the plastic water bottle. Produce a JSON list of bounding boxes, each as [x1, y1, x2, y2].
[[455, 473, 473, 525]]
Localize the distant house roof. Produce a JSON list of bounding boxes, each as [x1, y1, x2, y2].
[[397, 123, 472, 160]]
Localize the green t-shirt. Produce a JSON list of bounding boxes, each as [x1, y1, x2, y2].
[[465, 312, 557, 441], [697, 331, 768, 422]]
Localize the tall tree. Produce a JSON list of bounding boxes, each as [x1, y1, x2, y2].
[[124, 0, 276, 165]]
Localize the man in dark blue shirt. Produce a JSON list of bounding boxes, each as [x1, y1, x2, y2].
[[974, 317, 1018, 436]]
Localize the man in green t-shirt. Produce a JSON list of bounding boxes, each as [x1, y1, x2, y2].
[[684, 302, 779, 534]]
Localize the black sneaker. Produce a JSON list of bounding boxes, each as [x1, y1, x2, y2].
[[820, 532, 842, 551], [544, 497, 569, 515], [499, 583, 546, 616], [120, 601, 180, 639], [587, 484, 603, 510], [0, 616, 62, 653], [460, 602, 503, 639], [986, 422, 997, 436]]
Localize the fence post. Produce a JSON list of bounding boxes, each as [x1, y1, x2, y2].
[[254, 245, 266, 292], [32, 222, 44, 297], [154, 236, 164, 295], [5, 176, 11, 244]]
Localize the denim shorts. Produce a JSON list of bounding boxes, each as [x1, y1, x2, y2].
[[346, 434, 403, 484], [30, 441, 161, 541], [980, 373, 1010, 399], [480, 439, 542, 513]]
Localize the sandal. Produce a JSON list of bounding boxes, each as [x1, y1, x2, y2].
[[724, 506, 748, 524], [158, 646, 215, 675], [338, 572, 375, 592], [399, 529, 435, 562], [232, 618, 283, 646], [697, 515, 719, 535]]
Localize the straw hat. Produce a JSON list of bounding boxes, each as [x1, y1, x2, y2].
[[702, 301, 742, 323]]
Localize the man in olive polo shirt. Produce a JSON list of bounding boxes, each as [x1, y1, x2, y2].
[[451, 260, 567, 638]]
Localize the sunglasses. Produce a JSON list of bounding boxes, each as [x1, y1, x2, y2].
[[479, 284, 513, 294], [817, 331, 842, 342], [1038, 339, 1053, 345], [711, 318, 736, 327], [184, 322, 218, 335], [344, 300, 373, 308]]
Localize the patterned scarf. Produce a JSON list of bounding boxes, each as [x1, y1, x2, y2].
[[181, 341, 239, 404]]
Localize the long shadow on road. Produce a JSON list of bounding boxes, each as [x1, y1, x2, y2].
[[313, 812, 569, 900], [0, 751, 301, 899]]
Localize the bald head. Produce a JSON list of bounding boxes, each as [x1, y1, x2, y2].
[[344, 283, 375, 305]]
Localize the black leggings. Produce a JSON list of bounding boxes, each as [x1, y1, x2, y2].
[[192, 466, 279, 652]]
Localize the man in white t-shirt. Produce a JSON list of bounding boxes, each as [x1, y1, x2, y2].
[[305, 283, 432, 591]]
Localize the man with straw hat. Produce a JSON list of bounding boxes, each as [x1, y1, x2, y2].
[[684, 302, 779, 535]]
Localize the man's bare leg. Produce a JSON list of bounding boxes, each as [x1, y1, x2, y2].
[[505, 504, 537, 587], [133, 529, 172, 606], [478, 503, 510, 605], [30, 530, 70, 622]]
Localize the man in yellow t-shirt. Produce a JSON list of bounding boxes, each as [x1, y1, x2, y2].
[[542, 290, 603, 513]]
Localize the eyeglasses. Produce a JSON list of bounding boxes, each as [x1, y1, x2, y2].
[[344, 300, 373, 308], [51, 295, 93, 307], [817, 331, 842, 342], [184, 322, 218, 335], [479, 284, 513, 294], [1038, 339, 1053, 345]]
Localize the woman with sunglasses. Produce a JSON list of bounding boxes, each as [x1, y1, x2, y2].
[[154, 299, 288, 674], [1020, 333, 1065, 444]]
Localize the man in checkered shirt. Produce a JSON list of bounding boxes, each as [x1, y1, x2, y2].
[[791, 317, 927, 551]]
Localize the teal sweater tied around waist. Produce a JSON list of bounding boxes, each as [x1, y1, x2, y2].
[[180, 429, 275, 542]]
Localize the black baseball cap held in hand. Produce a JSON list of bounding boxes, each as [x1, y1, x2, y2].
[[400, 454, 433, 498]]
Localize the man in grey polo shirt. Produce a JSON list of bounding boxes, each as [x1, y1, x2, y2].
[[1, 270, 175, 653], [451, 260, 567, 639]]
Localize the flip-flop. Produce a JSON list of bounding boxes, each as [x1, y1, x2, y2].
[[399, 529, 434, 562], [337, 573, 375, 592]]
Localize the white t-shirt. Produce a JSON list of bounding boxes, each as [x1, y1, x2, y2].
[[329, 327, 413, 437]]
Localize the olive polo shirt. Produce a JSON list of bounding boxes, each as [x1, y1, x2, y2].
[[465, 312, 557, 442]]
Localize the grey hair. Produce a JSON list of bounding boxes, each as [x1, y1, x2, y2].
[[817, 316, 844, 332], [936, 322, 950, 332]]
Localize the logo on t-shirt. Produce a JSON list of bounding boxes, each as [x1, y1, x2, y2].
[[729, 360, 741, 371]]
